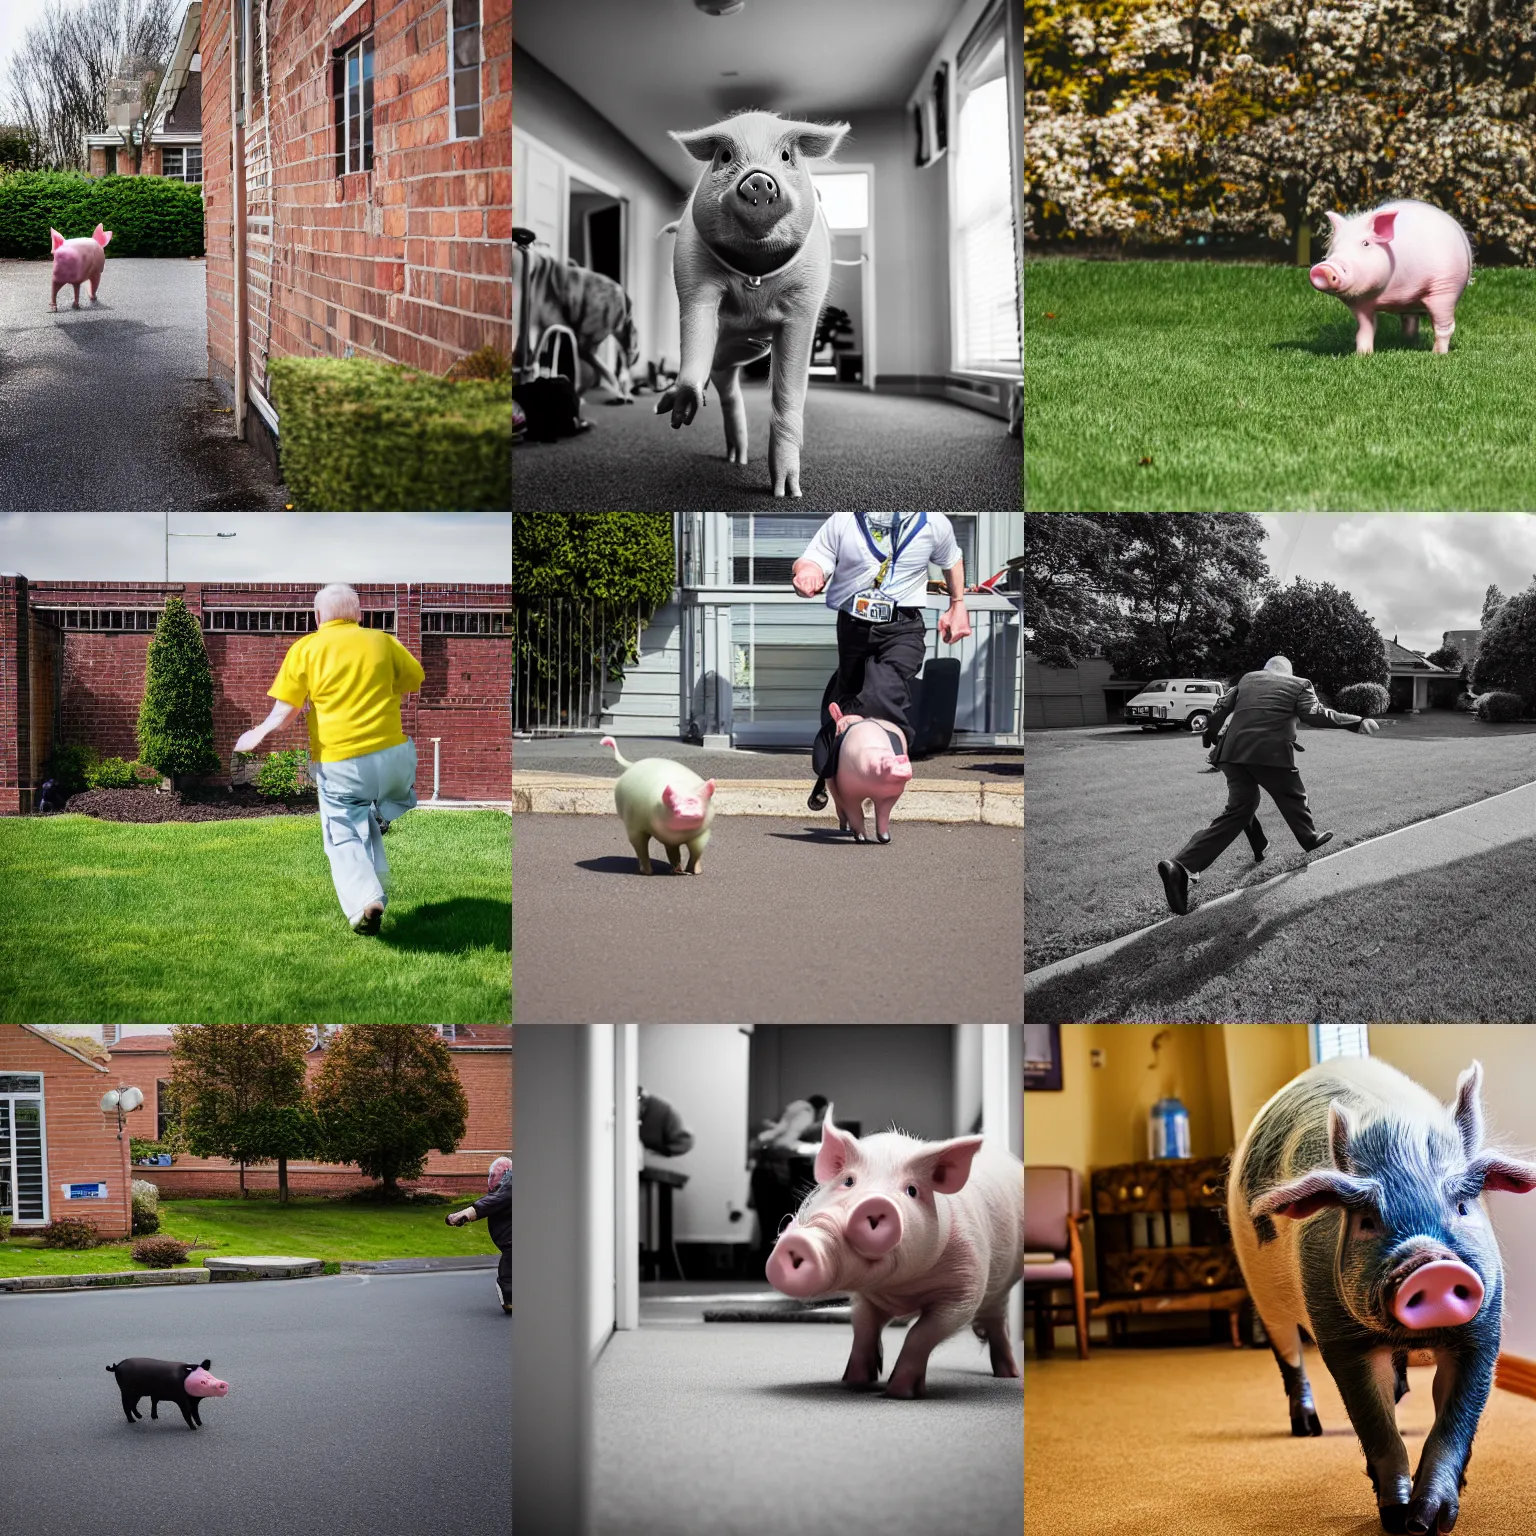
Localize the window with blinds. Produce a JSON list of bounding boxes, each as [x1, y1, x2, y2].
[[0, 1089, 46, 1224], [1312, 1024, 1370, 1063], [952, 7, 1019, 373]]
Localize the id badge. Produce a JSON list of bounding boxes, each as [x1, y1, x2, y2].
[[850, 588, 896, 624]]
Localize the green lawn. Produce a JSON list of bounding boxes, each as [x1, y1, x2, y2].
[[0, 1196, 498, 1277], [1025, 260, 1536, 509], [1025, 713, 1536, 970], [0, 810, 510, 1022]]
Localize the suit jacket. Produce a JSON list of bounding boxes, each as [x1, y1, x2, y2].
[[1206, 672, 1364, 769]]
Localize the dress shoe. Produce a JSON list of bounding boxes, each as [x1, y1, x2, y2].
[[1157, 859, 1190, 916], [352, 901, 384, 935], [1251, 830, 1269, 862], [1302, 831, 1334, 853]]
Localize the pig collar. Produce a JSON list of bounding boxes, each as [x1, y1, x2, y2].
[[696, 205, 827, 289]]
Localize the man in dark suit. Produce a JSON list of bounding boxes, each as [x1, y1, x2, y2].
[[1157, 656, 1380, 915]]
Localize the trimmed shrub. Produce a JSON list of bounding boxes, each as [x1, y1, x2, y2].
[[0, 1213, 13, 1242], [446, 345, 513, 382], [131, 1236, 192, 1267], [1334, 682, 1390, 718], [39, 1217, 102, 1249], [50, 742, 99, 795], [131, 1179, 160, 1235], [268, 357, 511, 511], [1476, 691, 1526, 723], [88, 756, 156, 789], [0, 171, 204, 258], [255, 747, 312, 798], [136, 595, 219, 782]]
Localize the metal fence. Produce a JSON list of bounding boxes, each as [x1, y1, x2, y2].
[[513, 598, 646, 735]]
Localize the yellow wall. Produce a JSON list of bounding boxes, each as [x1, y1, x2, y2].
[[1222, 1024, 1311, 1145]]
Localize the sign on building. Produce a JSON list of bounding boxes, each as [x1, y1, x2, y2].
[[61, 1182, 109, 1200]]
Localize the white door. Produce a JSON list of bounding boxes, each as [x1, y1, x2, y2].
[[811, 167, 875, 388]]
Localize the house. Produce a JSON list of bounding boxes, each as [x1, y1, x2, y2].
[[1442, 628, 1481, 666], [519, 513, 1023, 749], [84, 3, 204, 178], [199, 0, 512, 454], [1384, 636, 1454, 712], [0, 574, 512, 814], [1, 1027, 512, 1231]]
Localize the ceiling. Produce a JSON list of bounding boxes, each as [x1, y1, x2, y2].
[[514, 0, 966, 189]]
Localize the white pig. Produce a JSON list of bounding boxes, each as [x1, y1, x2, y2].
[[601, 736, 716, 875], [765, 1108, 1024, 1398], [656, 110, 850, 497]]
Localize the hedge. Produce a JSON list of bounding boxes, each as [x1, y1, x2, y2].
[[1476, 691, 1526, 724], [1334, 682, 1390, 718], [269, 357, 511, 511], [0, 171, 203, 258]]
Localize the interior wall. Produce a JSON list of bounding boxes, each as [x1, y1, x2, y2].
[[513, 44, 684, 370], [1369, 1026, 1536, 1363], [589, 1023, 616, 1358], [955, 1023, 984, 1139], [1222, 1025, 1311, 1145]]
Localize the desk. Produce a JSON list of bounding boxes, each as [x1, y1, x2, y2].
[[640, 1166, 688, 1281]]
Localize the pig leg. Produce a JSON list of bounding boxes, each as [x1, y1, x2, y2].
[[684, 831, 709, 875], [712, 364, 748, 464], [886, 1305, 968, 1399], [1320, 1343, 1413, 1528], [72, 281, 82, 311], [660, 840, 684, 874], [843, 1295, 891, 1387], [872, 793, 898, 844], [658, 297, 722, 429], [831, 779, 868, 842], [975, 1312, 1020, 1378], [626, 830, 655, 876], [1425, 296, 1457, 356], [1400, 314, 1420, 346], [119, 1390, 142, 1423], [89, 272, 102, 303], [49, 279, 62, 312], [178, 1397, 200, 1429], [767, 311, 817, 498], [1406, 1347, 1494, 1536], [1268, 1326, 1323, 1435], [1353, 308, 1378, 356]]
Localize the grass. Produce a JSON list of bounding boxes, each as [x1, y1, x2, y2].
[[0, 809, 510, 1022], [1024, 260, 1536, 509], [0, 1196, 499, 1277], [1025, 711, 1536, 970]]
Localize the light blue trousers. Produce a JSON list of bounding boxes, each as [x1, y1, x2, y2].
[[313, 739, 419, 925]]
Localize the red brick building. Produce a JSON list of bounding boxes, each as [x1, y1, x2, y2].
[[199, 0, 512, 447], [0, 1026, 512, 1234], [0, 575, 511, 813]]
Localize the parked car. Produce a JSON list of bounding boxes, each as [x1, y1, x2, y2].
[[1122, 678, 1228, 733]]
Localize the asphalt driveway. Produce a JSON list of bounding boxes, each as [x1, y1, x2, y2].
[[1, 1268, 509, 1536], [0, 257, 285, 510]]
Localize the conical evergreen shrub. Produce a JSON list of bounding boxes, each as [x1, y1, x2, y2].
[[136, 596, 220, 783]]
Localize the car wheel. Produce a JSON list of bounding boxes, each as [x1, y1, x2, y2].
[[1187, 711, 1211, 734]]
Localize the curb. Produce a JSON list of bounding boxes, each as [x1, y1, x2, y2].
[[511, 773, 1022, 829], [0, 1268, 211, 1292], [1, 1254, 500, 1292], [413, 801, 512, 814], [204, 1256, 325, 1281]]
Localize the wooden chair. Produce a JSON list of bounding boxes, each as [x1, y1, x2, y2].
[[1024, 1165, 1091, 1359]]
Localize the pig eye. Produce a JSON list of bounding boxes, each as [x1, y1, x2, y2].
[[1458, 1200, 1470, 1216], [842, 1176, 854, 1187], [781, 149, 791, 163], [1356, 1213, 1377, 1234], [905, 1184, 918, 1198]]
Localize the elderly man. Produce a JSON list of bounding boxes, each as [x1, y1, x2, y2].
[[447, 1156, 512, 1313], [1157, 655, 1380, 915], [234, 583, 425, 935]]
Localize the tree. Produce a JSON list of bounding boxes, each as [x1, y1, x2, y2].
[[136, 595, 219, 785], [4, 0, 177, 173], [1244, 579, 1388, 698], [168, 1025, 313, 1199], [0, 124, 35, 171], [1022, 513, 1123, 665], [1424, 642, 1464, 673], [1482, 585, 1508, 629], [311, 1026, 469, 1195], [1471, 589, 1536, 709]]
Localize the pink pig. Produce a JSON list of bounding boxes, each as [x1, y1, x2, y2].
[[827, 703, 912, 844], [766, 1108, 1024, 1398], [183, 1366, 229, 1398], [50, 224, 112, 311], [1309, 200, 1471, 355]]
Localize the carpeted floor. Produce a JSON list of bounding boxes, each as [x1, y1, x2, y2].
[[595, 1322, 1023, 1536], [1025, 1342, 1536, 1535], [512, 380, 1021, 511]]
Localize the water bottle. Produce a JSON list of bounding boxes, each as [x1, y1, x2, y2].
[[1149, 1096, 1191, 1160]]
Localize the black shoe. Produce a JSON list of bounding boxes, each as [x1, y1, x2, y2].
[[808, 778, 829, 812], [1157, 859, 1190, 916], [1251, 832, 1269, 863], [1302, 831, 1335, 853]]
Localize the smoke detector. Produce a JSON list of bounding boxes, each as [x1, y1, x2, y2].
[[695, 0, 745, 14]]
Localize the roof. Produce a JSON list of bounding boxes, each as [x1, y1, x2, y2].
[[106, 1034, 175, 1053], [19, 1024, 110, 1071], [150, 1, 202, 132], [1385, 638, 1449, 674]]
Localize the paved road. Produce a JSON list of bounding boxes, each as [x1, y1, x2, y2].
[[0, 257, 285, 510], [1, 1270, 509, 1536], [512, 814, 1023, 1022]]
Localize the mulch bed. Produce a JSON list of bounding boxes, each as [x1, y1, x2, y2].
[[57, 786, 318, 824]]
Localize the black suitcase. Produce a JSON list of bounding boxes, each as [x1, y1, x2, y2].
[[513, 227, 589, 442], [909, 657, 961, 760]]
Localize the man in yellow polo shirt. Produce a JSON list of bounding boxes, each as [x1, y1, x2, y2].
[[233, 583, 426, 934]]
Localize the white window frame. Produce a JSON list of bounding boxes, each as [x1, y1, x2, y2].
[[336, 34, 374, 177], [0, 1075, 50, 1227], [448, 0, 483, 142], [1311, 1024, 1370, 1064]]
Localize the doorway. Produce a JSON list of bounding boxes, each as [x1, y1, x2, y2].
[[810, 167, 875, 388]]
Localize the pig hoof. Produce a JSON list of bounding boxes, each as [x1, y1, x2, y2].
[[1379, 1507, 1411, 1535], [876, 832, 891, 845], [1290, 1405, 1322, 1436]]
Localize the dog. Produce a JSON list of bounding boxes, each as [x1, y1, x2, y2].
[[515, 244, 640, 401]]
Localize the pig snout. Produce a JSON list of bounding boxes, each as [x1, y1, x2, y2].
[[845, 1195, 903, 1259], [737, 170, 780, 209], [1390, 1258, 1485, 1330], [1310, 263, 1340, 292], [766, 1227, 836, 1297]]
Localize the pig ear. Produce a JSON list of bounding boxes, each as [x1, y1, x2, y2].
[[95, 224, 112, 246], [670, 126, 732, 163], [1250, 1170, 1369, 1222], [1470, 1155, 1536, 1195], [662, 784, 678, 808], [702, 778, 715, 800], [910, 1135, 984, 1195], [785, 119, 850, 160], [1371, 210, 1398, 243], [813, 1110, 859, 1183], [1328, 1100, 1358, 1172], [50, 228, 64, 251], [1453, 1061, 1484, 1156]]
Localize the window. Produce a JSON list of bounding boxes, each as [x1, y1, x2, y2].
[[35, 607, 160, 632], [812, 172, 868, 231], [155, 1081, 179, 1143], [0, 1080, 46, 1225], [422, 611, 510, 634], [952, 5, 1020, 372], [1312, 1024, 1370, 1063], [333, 35, 375, 176], [202, 610, 395, 632], [729, 514, 827, 585], [1185, 684, 1218, 694], [450, 0, 482, 140], [1146, 680, 1170, 692], [160, 146, 203, 183]]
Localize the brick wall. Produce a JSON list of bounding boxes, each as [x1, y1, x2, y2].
[[4, 580, 510, 803], [0, 1026, 132, 1238], [204, 0, 511, 392]]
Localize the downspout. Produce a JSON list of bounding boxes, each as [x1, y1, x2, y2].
[[231, 0, 251, 441]]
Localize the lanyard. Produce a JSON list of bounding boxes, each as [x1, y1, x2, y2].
[[855, 513, 926, 590]]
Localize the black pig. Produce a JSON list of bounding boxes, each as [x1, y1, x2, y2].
[[107, 1358, 228, 1430]]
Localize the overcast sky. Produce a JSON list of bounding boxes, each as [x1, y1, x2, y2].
[[1259, 514, 1536, 656], [0, 513, 511, 582], [0, 0, 56, 111]]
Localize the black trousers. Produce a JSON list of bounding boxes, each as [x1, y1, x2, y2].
[[812, 607, 926, 780], [1174, 763, 1319, 873], [496, 1242, 510, 1304]]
